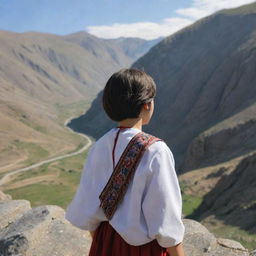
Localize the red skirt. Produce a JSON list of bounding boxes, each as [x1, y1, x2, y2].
[[89, 221, 169, 256]]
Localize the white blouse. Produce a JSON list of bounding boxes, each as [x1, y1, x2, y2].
[[65, 127, 185, 248]]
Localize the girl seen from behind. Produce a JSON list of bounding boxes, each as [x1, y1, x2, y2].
[[65, 68, 186, 256]]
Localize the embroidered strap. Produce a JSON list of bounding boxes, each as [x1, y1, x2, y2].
[[99, 131, 162, 220]]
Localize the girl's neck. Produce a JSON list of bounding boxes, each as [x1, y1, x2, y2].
[[117, 118, 142, 131]]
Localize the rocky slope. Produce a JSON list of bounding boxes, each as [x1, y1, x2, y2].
[[70, 2, 256, 173], [181, 114, 256, 171], [132, 3, 256, 171], [188, 152, 256, 233], [0, 30, 158, 173], [0, 191, 251, 256], [63, 31, 162, 68]]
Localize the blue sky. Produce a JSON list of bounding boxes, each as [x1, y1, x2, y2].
[[0, 0, 255, 39]]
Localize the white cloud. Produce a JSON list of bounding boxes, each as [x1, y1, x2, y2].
[[86, 0, 256, 39], [176, 7, 209, 20], [86, 18, 193, 40]]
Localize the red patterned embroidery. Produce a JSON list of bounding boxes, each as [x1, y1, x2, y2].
[[99, 131, 162, 220]]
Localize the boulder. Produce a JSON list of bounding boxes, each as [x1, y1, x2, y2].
[[183, 219, 249, 256], [0, 200, 31, 230], [183, 218, 217, 255], [0, 204, 91, 256], [0, 198, 251, 256]]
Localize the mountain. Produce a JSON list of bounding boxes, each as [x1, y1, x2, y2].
[[67, 3, 256, 244], [133, 3, 256, 171], [64, 31, 162, 68], [0, 30, 158, 173], [102, 37, 163, 61], [70, 2, 256, 172]]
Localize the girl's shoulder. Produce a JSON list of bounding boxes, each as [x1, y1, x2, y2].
[[142, 133, 175, 163], [141, 131, 170, 152], [147, 139, 172, 155]]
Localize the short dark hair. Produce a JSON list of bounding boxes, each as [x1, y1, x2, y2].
[[102, 68, 156, 122]]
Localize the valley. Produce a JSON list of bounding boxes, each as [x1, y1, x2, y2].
[[1, 2, 256, 251]]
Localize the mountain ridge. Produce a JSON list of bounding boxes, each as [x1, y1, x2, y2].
[[0, 30, 159, 172]]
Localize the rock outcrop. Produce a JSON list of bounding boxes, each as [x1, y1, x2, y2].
[[182, 219, 249, 256], [0, 200, 30, 230], [0, 196, 91, 256], [182, 114, 256, 171], [189, 152, 256, 234], [0, 191, 252, 256]]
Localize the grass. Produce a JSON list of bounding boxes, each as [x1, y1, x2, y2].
[[182, 193, 203, 217], [10, 163, 52, 182], [4, 148, 91, 209], [13, 139, 50, 165], [6, 183, 75, 209], [180, 180, 203, 216]]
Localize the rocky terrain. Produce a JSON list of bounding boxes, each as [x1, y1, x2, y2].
[[189, 152, 256, 233], [0, 191, 252, 256]]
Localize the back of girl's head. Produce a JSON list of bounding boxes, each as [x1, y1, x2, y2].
[[102, 68, 156, 122]]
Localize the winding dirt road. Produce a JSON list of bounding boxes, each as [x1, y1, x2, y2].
[[0, 117, 93, 187]]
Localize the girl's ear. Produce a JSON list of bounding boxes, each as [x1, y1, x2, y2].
[[142, 103, 150, 111]]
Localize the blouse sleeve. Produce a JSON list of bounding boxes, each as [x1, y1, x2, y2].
[[142, 142, 185, 248]]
